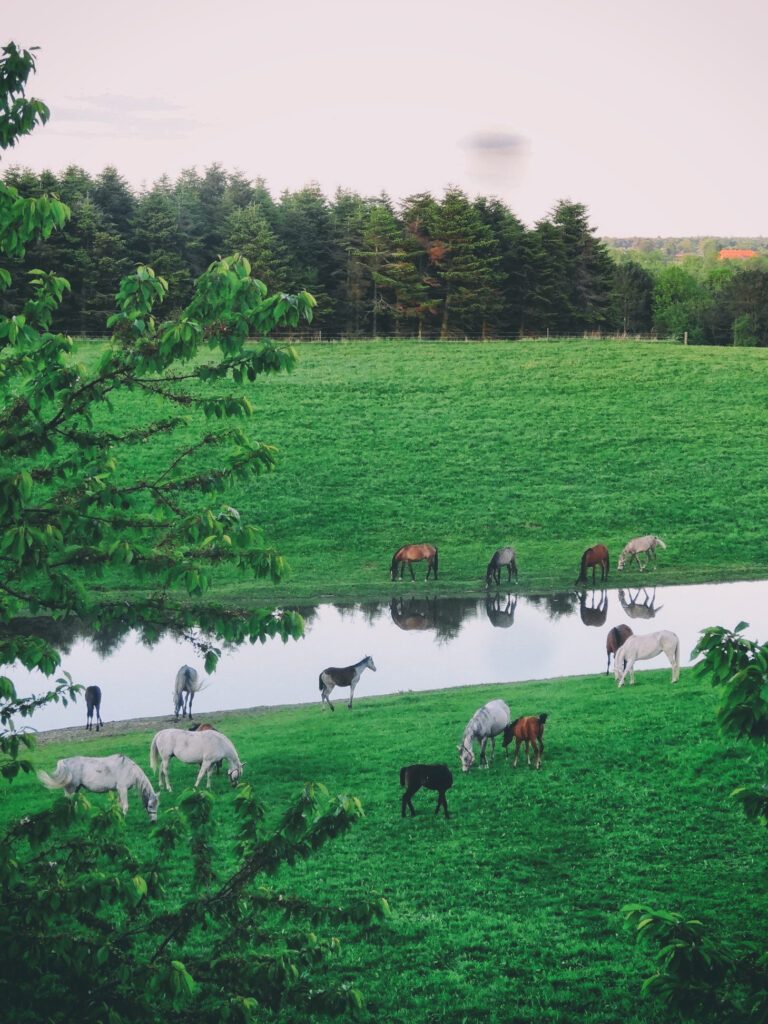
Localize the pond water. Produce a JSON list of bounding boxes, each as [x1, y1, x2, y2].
[[8, 580, 768, 732]]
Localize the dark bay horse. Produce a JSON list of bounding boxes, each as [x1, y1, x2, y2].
[[400, 764, 453, 818], [576, 544, 609, 585], [485, 547, 518, 586], [391, 543, 439, 581], [84, 685, 103, 732], [606, 623, 633, 673], [502, 713, 548, 769], [579, 589, 608, 627]]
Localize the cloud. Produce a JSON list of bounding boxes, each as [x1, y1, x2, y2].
[[49, 94, 202, 139]]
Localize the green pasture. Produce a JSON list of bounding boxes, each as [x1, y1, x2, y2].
[[5, 668, 765, 1024], [74, 337, 768, 603]]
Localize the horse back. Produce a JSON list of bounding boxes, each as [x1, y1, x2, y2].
[[401, 764, 452, 791]]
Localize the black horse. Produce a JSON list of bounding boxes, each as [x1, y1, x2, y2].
[[84, 685, 103, 732], [400, 764, 453, 818]]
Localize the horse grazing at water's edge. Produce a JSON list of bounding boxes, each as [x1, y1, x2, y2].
[[319, 655, 377, 710], [614, 630, 680, 687], [38, 754, 158, 821], [457, 698, 511, 772], [485, 547, 518, 587], [390, 543, 439, 582], [174, 665, 204, 720], [502, 713, 548, 769], [150, 728, 243, 791], [618, 535, 667, 572], [84, 685, 103, 731], [606, 624, 633, 674], [400, 764, 453, 818], [575, 544, 609, 585]]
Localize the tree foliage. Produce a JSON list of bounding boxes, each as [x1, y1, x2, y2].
[[0, 42, 385, 1022]]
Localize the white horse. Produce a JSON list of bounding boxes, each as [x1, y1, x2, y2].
[[174, 665, 204, 720], [150, 727, 244, 791], [614, 630, 680, 687], [319, 655, 377, 710], [457, 698, 511, 772], [617, 535, 667, 572], [38, 754, 159, 821]]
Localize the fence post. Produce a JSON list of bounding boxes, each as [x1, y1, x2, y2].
[[683, 331, 688, 346]]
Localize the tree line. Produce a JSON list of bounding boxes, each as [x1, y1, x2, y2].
[[3, 161, 768, 344]]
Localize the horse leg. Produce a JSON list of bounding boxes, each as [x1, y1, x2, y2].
[[322, 685, 335, 711], [348, 683, 355, 709], [118, 786, 129, 815], [535, 739, 542, 769], [489, 736, 495, 766], [513, 738, 522, 768], [402, 786, 418, 816], [161, 758, 172, 792], [194, 759, 211, 788], [96, 708, 102, 731], [525, 739, 531, 766], [436, 790, 449, 818], [188, 690, 194, 720], [409, 561, 416, 581]]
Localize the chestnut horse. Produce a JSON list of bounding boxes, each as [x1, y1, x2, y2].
[[390, 543, 439, 581], [606, 623, 633, 674], [576, 544, 609, 585], [502, 713, 548, 768]]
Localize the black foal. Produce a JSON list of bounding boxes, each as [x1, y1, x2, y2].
[[400, 764, 453, 818]]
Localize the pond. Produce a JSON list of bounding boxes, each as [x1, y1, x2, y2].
[[8, 580, 768, 732]]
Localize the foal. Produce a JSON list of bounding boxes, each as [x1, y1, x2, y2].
[[400, 764, 453, 818], [502, 713, 548, 768]]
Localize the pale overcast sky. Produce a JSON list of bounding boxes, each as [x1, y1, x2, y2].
[[4, 0, 767, 236]]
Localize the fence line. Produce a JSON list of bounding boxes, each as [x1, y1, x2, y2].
[[70, 331, 680, 345]]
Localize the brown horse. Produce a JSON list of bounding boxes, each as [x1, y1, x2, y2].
[[391, 543, 439, 581], [575, 544, 609, 585], [400, 764, 453, 818], [606, 623, 633, 674], [502, 713, 548, 768]]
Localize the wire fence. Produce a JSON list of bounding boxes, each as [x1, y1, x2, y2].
[[70, 330, 681, 345]]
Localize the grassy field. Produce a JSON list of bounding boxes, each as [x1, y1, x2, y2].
[[76, 338, 768, 603], [5, 668, 766, 1023]]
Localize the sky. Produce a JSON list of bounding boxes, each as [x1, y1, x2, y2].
[[4, 0, 768, 236]]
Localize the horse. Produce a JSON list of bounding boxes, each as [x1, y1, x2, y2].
[[150, 727, 244, 791], [606, 623, 633, 674], [502, 713, 548, 769], [390, 543, 439, 582], [189, 722, 221, 771], [457, 698, 511, 772], [485, 547, 518, 587], [319, 655, 377, 710], [575, 544, 609, 585], [400, 764, 453, 818], [614, 630, 680, 687], [38, 754, 159, 821], [173, 665, 204, 720], [485, 592, 517, 628], [619, 586, 663, 620], [579, 589, 608, 627], [84, 684, 103, 732], [617, 535, 667, 572]]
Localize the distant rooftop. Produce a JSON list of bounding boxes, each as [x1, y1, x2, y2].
[[718, 248, 758, 260]]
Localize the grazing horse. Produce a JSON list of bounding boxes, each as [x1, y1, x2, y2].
[[319, 655, 377, 710], [150, 727, 244, 791], [390, 543, 439, 581], [174, 665, 203, 720], [84, 684, 103, 732], [502, 713, 548, 769], [606, 623, 633, 674], [485, 592, 517, 628], [485, 547, 518, 586], [576, 544, 610, 585], [619, 586, 663, 620], [400, 764, 453, 818], [189, 722, 221, 772], [38, 754, 159, 821], [617, 535, 667, 572], [614, 629, 680, 687], [457, 698, 511, 772], [579, 589, 608, 627]]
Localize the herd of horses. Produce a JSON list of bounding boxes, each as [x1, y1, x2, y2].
[[38, 533, 680, 823], [390, 535, 667, 587]]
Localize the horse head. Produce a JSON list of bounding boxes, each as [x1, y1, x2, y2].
[[227, 763, 244, 786], [457, 741, 474, 773]]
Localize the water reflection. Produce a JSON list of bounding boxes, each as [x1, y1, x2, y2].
[[8, 579, 768, 732]]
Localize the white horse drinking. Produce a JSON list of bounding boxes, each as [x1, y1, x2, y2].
[[617, 535, 667, 572], [614, 629, 680, 687], [174, 665, 204, 720], [457, 698, 511, 772], [38, 754, 159, 821], [150, 727, 243, 791]]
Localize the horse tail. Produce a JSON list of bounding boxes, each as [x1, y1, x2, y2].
[[400, 766, 407, 787], [149, 735, 160, 773], [37, 764, 69, 790], [433, 547, 439, 577]]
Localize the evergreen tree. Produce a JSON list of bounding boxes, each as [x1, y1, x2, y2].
[[92, 165, 135, 238], [276, 184, 337, 331], [223, 200, 289, 293], [550, 200, 614, 333], [331, 189, 371, 335], [132, 177, 193, 305], [609, 259, 654, 334], [520, 219, 570, 335], [399, 192, 442, 337], [474, 196, 528, 337]]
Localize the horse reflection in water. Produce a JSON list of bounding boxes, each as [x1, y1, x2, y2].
[[619, 587, 663, 620], [390, 596, 436, 631], [390, 596, 476, 642], [578, 589, 608, 627], [485, 593, 517, 628]]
